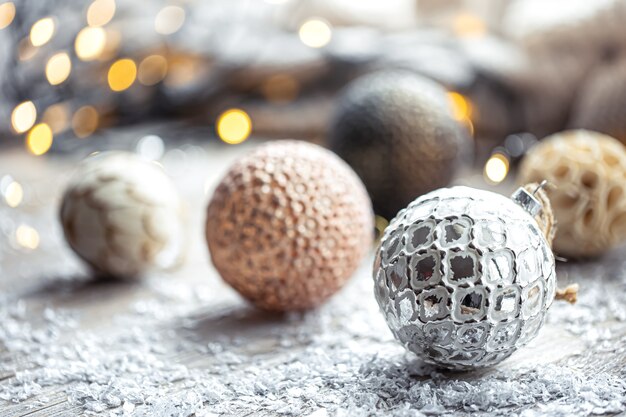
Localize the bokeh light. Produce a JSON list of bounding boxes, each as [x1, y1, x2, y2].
[[108, 58, 137, 91], [0, 2, 16, 30], [298, 18, 332, 48], [16, 224, 40, 250], [155, 6, 185, 35], [75, 27, 107, 61], [26, 123, 53, 156], [72, 105, 99, 138], [30, 17, 55, 47], [18, 37, 38, 61], [87, 0, 116, 27], [484, 153, 510, 184], [138, 55, 168, 86], [448, 92, 472, 121], [136, 135, 165, 160], [45, 52, 72, 85], [4, 180, 23, 208], [42, 102, 70, 134], [217, 109, 252, 145], [11, 101, 37, 134], [453, 13, 486, 38]]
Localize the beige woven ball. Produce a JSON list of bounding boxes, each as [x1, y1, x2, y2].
[[205, 140, 374, 311], [519, 130, 626, 257], [60, 152, 186, 278]]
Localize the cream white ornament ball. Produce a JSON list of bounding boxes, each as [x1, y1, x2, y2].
[[373, 186, 556, 370], [519, 130, 626, 257], [60, 152, 186, 278]]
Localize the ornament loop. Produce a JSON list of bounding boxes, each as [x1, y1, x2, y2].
[[511, 187, 542, 217]]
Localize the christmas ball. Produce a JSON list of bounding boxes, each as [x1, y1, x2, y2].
[[519, 130, 626, 257], [373, 186, 556, 369], [206, 140, 374, 311], [570, 59, 626, 143], [60, 152, 186, 278], [328, 71, 469, 220]]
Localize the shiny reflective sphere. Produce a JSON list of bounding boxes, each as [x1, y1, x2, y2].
[[373, 186, 556, 369]]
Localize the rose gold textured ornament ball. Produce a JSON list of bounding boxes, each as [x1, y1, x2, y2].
[[519, 130, 626, 257], [205, 140, 374, 311]]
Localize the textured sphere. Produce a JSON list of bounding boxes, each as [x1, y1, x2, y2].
[[60, 152, 186, 278], [570, 59, 626, 143], [373, 186, 556, 370], [519, 130, 626, 257], [328, 71, 469, 219], [206, 140, 374, 311]]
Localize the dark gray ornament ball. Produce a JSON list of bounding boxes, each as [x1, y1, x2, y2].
[[570, 58, 626, 144], [328, 71, 469, 219]]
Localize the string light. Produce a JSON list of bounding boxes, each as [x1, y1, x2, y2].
[[448, 92, 472, 121], [217, 109, 252, 145], [45, 52, 72, 85], [26, 123, 53, 156], [11, 101, 37, 134], [154, 6, 185, 35], [87, 0, 116, 27], [75, 27, 106, 61], [72, 105, 99, 138], [164, 55, 201, 87], [138, 55, 168, 86], [18, 37, 38, 61], [4, 180, 23, 208], [16, 224, 40, 250], [42, 102, 70, 134], [30, 17, 55, 47], [298, 18, 332, 48], [108, 58, 136, 91], [452, 13, 486, 38], [484, 152, 510, 184], [0, 2, 15, 30]]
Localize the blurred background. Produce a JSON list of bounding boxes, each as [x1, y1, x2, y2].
[[2, 0, 626, 276]]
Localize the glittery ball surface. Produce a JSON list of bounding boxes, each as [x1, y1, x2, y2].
[[520, 130, 626, 257], [328, 71, 469, 219], [373, 186, 556, 369], [206, 140, 374, 311], [60, 152, 186, 278]]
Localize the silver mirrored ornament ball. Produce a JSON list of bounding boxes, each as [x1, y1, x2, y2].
[[373, 186, 556, 370]]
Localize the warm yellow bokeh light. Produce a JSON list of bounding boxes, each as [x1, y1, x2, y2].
[[298, 18, 332, 48], [138, 55, 168, 86], [0, 2, 16, 30], [42, 102, 70, 134], [18, 37, 38, 61], [26, 123, 53, 156], [453, 13, 486, 38], [4, 181, 23, 208], [108, 58, 136, 91], [45, 52, 72, 85], [217, 109, 252, 145], [448, 91, 472, 121], [87, 0, 115, 27], [16, 224, 40, 250], [484, 153, 509, 184], [30, 17, 55, 47], [75, 27, 106, 61], [154, 6, 185, 35], [72, 106, 99, 138], [11, 101, 37, 134]]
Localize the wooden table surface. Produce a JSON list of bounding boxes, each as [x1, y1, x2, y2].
[[1, 129, 625, 416]]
